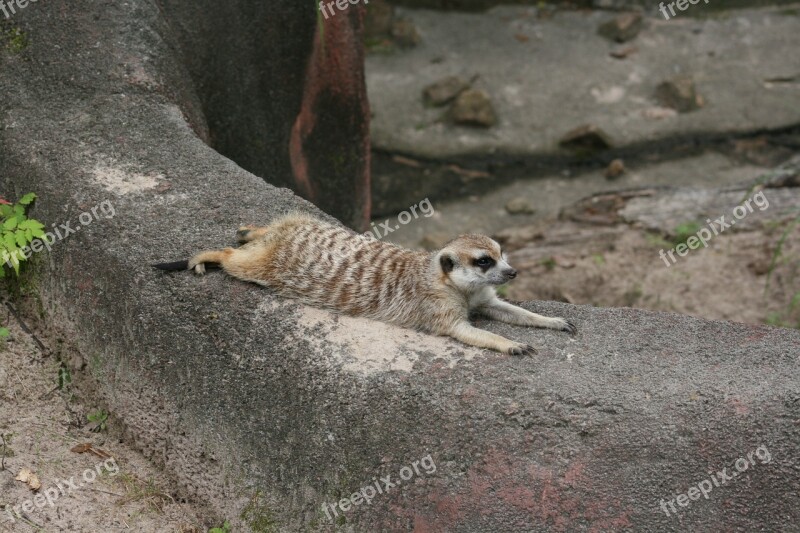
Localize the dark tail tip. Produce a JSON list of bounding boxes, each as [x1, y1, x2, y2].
[[152, 260, 190, 271]]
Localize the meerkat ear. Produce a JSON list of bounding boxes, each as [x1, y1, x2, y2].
[[439, 254, 455, 274]]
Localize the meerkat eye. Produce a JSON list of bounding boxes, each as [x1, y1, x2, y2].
[[474, 256, 495, 268]]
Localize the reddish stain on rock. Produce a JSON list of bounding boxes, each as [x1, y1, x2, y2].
[[289, 8, 371, 229], [729, 397, 750, 416], [389, 446, 631, 531]]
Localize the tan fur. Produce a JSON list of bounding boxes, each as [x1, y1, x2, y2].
[[186, 213, 576, 355]]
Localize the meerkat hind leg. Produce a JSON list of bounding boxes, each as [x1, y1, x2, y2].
[[188, 248, 234, 275], [448, 321, 537, 356]]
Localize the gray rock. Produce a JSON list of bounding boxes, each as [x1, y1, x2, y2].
[[423, 76, 470, 107], [655, 76, 704, 113], [559, 124, 613, 151], [364, 0, 395, 40], [391, 19, 421, 48], [451, 89, 497, 127], [605, 158, 626, 179], [597, 12, 644, 43], [505, 198, 536, 215]]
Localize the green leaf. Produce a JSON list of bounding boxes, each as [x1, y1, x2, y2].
[[0, 205, 12, 218], [18, 193, 36, 205], [3, 218, 17, 230], [14, 230, 26, 248], [0, 328, 9, 338], [4, 232, 16, 250], [21, 219, 44, 231], [31, 228, 45, 239], [13, 205, 23, 217]]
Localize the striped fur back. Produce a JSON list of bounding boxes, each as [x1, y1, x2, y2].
[[245, 214, 440, 330]]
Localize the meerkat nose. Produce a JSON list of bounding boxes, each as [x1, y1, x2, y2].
[[504, 269, 517, 279]]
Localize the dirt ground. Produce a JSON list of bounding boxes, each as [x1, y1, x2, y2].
[[0, 302, 216, 533], [501, 218, 800, 327]]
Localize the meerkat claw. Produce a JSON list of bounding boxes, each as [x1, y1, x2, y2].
[[563, 320, 577, 335], [509, 344, 537, 357]]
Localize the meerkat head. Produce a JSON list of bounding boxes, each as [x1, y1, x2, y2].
[[435, 234, 517, 293]]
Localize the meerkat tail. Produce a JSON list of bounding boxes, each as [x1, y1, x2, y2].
[[152, 260, 190, 271]]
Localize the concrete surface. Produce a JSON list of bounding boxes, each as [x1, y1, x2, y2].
[[1, 1, 799, 532], [367, 5, 800, 160]]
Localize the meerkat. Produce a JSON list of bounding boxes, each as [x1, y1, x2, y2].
[[153, 213, 576, 355]]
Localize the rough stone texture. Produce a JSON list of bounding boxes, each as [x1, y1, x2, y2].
[[2, 2, 800, 533], [367, 6, 800, 159]]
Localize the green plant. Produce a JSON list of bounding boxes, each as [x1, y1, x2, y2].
[[58, 364, 72, 390], [765, 212, 800, 291], [765, 292, 800, 329], [4, 27, 28, 53], [0, 193, 45, 278], [645, 232, 673, 250], [0, 327, 8, 339], [209, 522, 232, 533], [87, 410, 109, 432], [240, 490, 278, 532], [671, 221, 702, 248], [540, 257, 556, 271]]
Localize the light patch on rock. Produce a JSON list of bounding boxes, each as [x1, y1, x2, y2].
[[501, 85, 525, 107], [591, 86, 626, 105], [92, 163, 162, 195], [289, 305, 478, 375]]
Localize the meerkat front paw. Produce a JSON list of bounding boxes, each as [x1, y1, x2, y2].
[[551, 318, 577, 335], [508, 343, 537, 357]]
